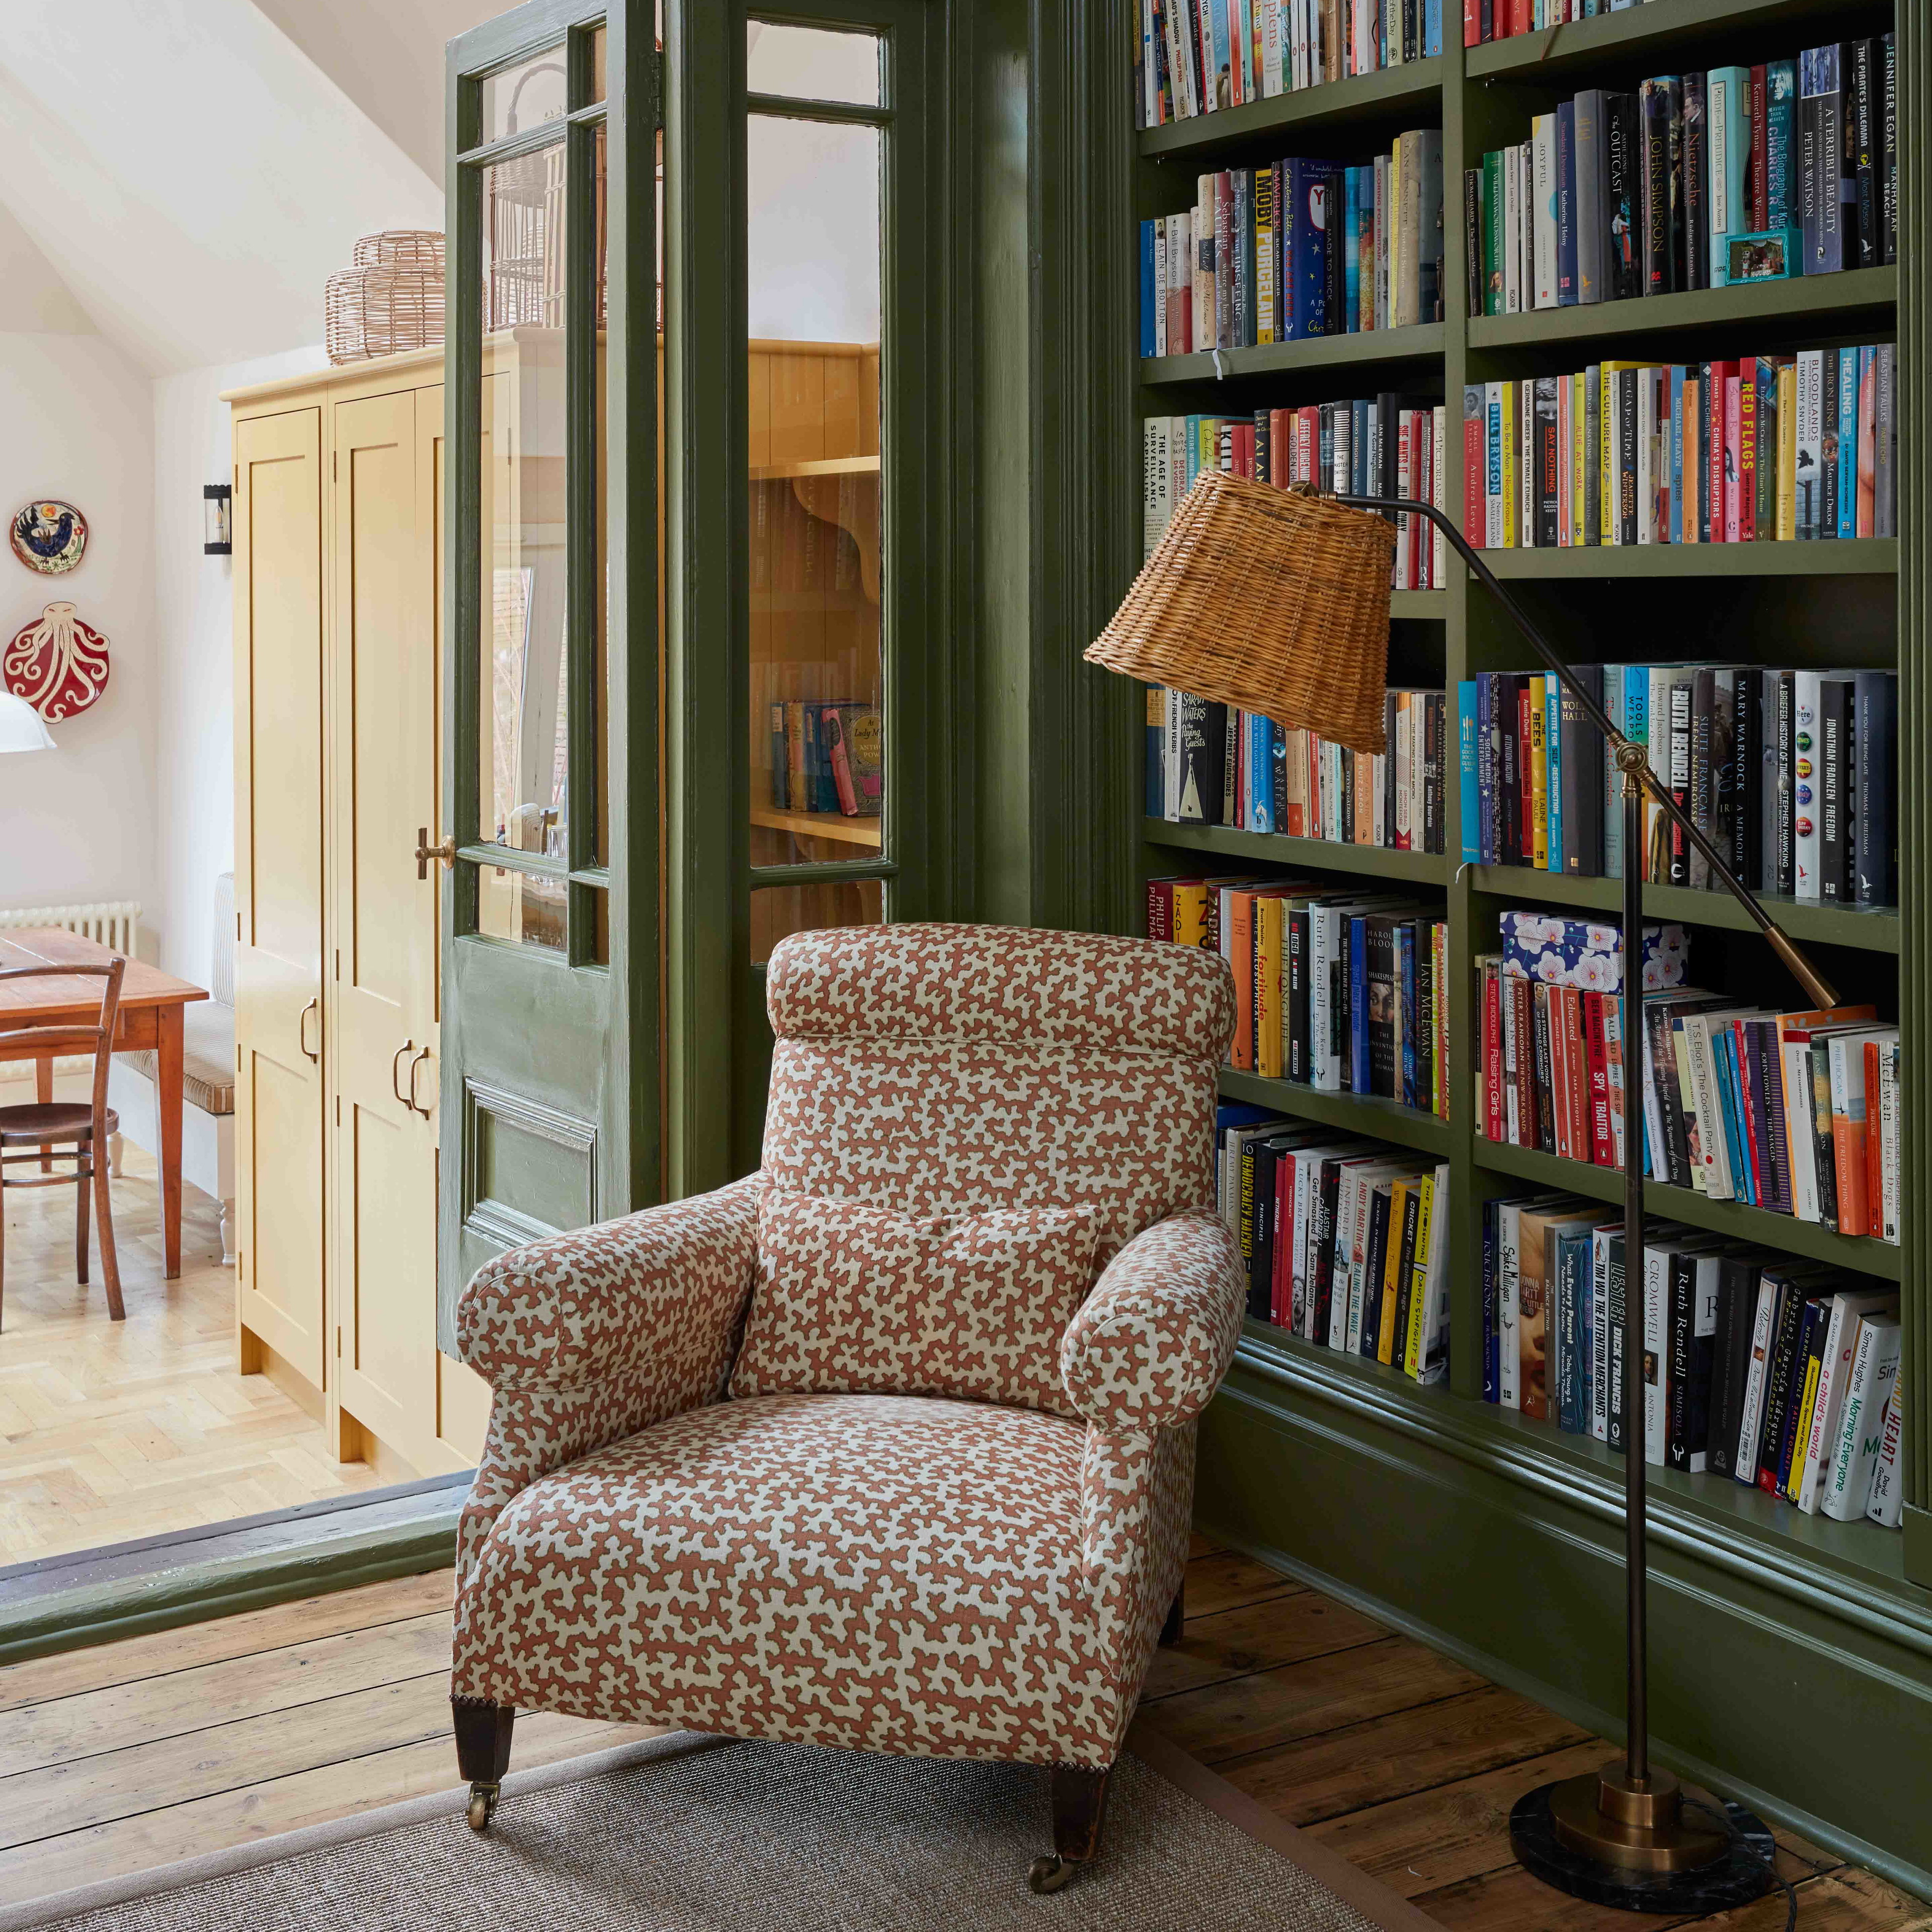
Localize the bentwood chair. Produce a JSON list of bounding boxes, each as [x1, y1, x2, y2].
[[0, 956, 126, 1329]]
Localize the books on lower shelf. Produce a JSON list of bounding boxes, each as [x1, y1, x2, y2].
[[1479, 1205, 1904, 1528], [1152, 882, 1450, 1112], [1459, 348, 1897, 549], [1147, 403, 1449, 588], [1218, 1102, 1452, 1382], [1137, 0, 1444, 131], [1456, 665, 1898, 909], [768, 702, 882, 818], [1477, 912, 1901, 1245], [1465, 41, 1895, 312], [1148, 685, 1448, 850], [1141, 134, 1445, 350]]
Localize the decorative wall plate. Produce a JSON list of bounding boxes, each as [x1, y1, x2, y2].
[[10, 500, 88, 576], [5, 601, 110, 720]]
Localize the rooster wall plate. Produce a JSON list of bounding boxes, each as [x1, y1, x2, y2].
[[5, 602, 110, 720], [10, 500, 88, 576]]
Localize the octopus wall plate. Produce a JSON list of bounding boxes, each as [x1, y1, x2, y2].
[[5, 602, 110, 721], [10, 500, 88, 576]]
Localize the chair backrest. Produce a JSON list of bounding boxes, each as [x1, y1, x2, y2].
[[211, 872, 236, 1007], [0, 957, 126, 1132], [761, 924, 1235, 1257]]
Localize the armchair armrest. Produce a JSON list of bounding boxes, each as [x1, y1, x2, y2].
[[1059, 1210, 1245, 1431], [456, 1170, 764, 1393]]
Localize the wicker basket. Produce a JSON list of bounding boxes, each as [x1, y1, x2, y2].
[[353, 230, 445, 271], [326, 261, 446, 365], [1085, 469, 1396, 754]]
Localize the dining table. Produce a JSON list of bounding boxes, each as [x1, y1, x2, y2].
[[0, 928, 208, 1279]]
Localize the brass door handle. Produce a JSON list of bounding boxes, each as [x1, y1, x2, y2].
[[415, 827, 457, 879], [299, 998, 320, 1064], [408, 1044, 434, 1119], [391, 1040, 415, 1106]]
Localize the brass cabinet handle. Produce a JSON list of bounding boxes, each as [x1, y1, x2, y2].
[[391, 1040, 415, 1106], [299, 998, 320, 1064], [415, 827, 457, 879], [408, 1044, 434, 1119]]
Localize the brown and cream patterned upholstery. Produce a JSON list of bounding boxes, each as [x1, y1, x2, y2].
[[450, 924, 1242, 1778]]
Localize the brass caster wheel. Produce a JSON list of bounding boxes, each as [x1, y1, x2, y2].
[[465, 1781, 500, 1832], [1028, 1854, 1075, 1895]]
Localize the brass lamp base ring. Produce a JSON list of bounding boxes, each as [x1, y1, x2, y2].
[[1509, 1766, 1775, 1915]]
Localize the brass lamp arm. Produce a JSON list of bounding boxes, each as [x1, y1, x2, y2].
[[1333, 491, 1837, 1011]]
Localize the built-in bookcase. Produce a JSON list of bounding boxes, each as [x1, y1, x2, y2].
[[1118, 0, 1932, 1887]]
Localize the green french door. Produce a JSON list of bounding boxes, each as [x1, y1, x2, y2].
[[437, 2, 658, 1339]]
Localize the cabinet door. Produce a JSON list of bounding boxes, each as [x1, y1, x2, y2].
[[329, 388, 445, 1466], [233, 407, 327, 1390]]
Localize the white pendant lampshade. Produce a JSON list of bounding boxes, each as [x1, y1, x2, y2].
[[0, 690, 56, 753]]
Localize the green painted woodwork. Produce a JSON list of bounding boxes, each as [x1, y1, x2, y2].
[[1096, 0, 1930, 1872], [438, 2, 651, 1350]]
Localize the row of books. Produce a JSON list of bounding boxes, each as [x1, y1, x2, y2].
[[1482, 1201, 1903, 1527], [1136, 0, 1445, 128], [1465, 0, 1655, 46], [1460, 347, 1898, 550], [1141, 137, 1446, 353], [1477, 910, 1901, 1243], [1218, 1103, 1452, 1381], [1466, 43, 1896, 318], [1151, 881, 1451, 1111], [1459, 665, 1899, 908], [1147, 687, 1451, 852], [766, 701, 882, 817], [1143, 404, 1450, 588]]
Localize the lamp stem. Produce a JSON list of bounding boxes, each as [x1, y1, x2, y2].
[[1620, 749, 1648, 1792], [1331, 492, 1839, 1011]]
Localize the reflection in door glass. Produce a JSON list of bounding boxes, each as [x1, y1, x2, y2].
[[481, 50, 568, 142], [479, 145, 570, 870], [751, 881, 884, 967], [746, 111, 883, 876]]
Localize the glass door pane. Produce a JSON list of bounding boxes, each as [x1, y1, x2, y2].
[[746, 97, 884, 887]]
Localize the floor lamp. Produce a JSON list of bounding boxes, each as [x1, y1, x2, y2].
[[1089, 469, 1831, 1914]]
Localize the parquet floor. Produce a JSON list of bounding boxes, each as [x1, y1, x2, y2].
[[0, 1147, 382, 1563], [3, 1539, 1927, 1923]]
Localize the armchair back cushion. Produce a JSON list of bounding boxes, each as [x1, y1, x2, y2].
[[761, 925, 1235, 1267], [731, 1188, 1098, 1414]]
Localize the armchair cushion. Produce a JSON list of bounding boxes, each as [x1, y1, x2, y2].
[[730, 1188, 1098, 1414], [1059, 1210, 1246, 1430], [452, 1392, 1146, 1768]]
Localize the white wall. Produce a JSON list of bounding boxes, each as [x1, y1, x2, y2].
[[151, 346, 329, 990], [0, 332, 158, 925]]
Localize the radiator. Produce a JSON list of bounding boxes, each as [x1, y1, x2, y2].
[[0, 899, 142, 1078]]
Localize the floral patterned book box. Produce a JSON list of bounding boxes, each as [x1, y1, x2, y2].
[[1498, 911, 1689, 994]]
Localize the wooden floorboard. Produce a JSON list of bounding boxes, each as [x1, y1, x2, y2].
[[0, 1546, 1925, 1924]]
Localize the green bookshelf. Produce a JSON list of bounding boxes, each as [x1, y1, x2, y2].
[[1121, 0, 1930, 1890]]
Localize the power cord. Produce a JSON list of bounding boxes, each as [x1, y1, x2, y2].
[[1681, 1797, 1798, 1932]]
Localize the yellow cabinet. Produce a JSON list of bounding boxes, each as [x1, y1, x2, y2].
[[228, 351, 487, 1479]]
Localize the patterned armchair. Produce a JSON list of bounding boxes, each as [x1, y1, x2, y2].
[[448, 924, 1244, 1889]]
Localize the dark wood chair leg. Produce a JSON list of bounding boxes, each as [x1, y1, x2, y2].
[[453, 1696, 515, 1831], [91, 1138, 123, 1321], [1029, 1763, 1111, 1893], [1159, 1579, 1185, 1648], [75, 1152, 90, 1285]]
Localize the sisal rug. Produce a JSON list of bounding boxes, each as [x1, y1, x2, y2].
[[2, 1720, 1440, 1932]]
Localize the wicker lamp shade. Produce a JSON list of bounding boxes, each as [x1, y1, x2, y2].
[[326, 232, 447, 365], [1085, 468, 1397, 754]]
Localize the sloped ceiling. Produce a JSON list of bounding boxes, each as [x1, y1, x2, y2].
[[0, 0, 454, 373]]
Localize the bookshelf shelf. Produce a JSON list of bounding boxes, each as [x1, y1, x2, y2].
[[1141, 321, 1444, 387], [1469, 265, 1898, 353], [1474, 1134, 1904, 1279], [1219, 1067, 1454, 1155], [1480, 537, 1897, 579], [747, 454, 880, 480], [1146, 817, 1450, 882], [1138, 58, 1446, 161], [1234, 1321, 1924, 1605], [1464, 864, 1902, 954], [1465, 0, 1886, 83], [749, 807, 882, 848]]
